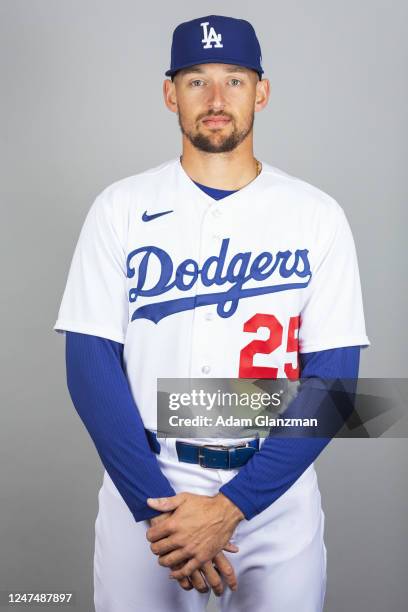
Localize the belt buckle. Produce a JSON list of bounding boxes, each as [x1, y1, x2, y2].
[[198, 444, 231, 469], [198, 443, 250, 469]]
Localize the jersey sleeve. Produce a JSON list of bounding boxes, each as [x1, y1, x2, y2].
[[53, 188, 129, 344], [298, 203, 370, 353]]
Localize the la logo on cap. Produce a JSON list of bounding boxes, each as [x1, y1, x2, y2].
[[200, 21, 223, 49]]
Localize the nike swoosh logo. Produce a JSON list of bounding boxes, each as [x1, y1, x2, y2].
[[142, 209, 174, 222]]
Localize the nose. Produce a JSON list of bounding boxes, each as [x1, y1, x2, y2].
[[206, 82, 226, 110]]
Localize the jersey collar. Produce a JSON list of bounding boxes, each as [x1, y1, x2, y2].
[[176, 157, 266, 205]]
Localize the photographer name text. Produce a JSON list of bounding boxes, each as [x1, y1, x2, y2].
[[167, 415, 318, 427]]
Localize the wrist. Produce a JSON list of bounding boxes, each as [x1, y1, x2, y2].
[[214, 492, 245, 526]]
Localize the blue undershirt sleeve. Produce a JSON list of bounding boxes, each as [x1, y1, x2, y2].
[[65, 331, 176, 522], [219, 346, 361, 520]]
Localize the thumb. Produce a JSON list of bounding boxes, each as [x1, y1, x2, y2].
[[146, 494, 185, 511], [223, 541, 239, 553]]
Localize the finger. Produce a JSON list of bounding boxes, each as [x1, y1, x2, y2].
[[146, 520, 174, 543], [223, 541, 240, 553], [149, 511, 172, 526], [146, 494, 185, 512], [176, 577, 193, 591], [200, 561, 224, 597], [213, 552, 238, 592], [169, 562, 193, 592], [158, 547, 193, 568], [188, 569, 210, 594], [150, 536, 179, 556], [170, 558, 200, 580]]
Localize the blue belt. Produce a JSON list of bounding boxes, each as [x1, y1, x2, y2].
[[145, 429, 259, 470]]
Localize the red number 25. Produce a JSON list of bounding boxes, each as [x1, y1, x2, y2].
[[239, 313, 300, 380]]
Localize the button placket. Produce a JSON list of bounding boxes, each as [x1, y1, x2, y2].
[[189, 205, 224, 376]]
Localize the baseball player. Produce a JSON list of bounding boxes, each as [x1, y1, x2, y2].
[[53, 14, 370, 612]]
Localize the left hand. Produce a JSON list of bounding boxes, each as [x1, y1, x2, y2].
[[146, 492, 244, 580], [148, 512, 237, 594]]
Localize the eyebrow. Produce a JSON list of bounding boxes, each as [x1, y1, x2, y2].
[[181, 65, 250, 76]]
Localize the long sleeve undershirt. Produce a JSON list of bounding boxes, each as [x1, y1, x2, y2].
[[65, 331, 176, 522]]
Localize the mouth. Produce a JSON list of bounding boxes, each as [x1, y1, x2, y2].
[[201, 116, 231, 129]]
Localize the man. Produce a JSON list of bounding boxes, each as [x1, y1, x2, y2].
[[54, 14, 370, 612]]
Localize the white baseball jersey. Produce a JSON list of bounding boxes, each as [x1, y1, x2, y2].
[[53, 158, 370, 442]]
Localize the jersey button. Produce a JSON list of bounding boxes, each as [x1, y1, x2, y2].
[[205, 312, 213, 321], [212, 208, 222, 218], [201, 365, 211, 374]]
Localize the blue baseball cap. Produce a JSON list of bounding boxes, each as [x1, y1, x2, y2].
[[165, 15, 264, 79]]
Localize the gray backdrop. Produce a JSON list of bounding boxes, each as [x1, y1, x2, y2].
[[1, 1, 407, 611]]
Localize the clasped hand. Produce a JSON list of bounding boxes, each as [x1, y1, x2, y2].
[[146, 492, 244, 596]]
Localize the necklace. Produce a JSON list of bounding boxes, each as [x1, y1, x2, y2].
[[255, 158, 262, 177]]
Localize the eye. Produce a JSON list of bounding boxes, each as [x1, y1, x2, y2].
[[190, 79, 205, 87], [229, 78, 242, 86]]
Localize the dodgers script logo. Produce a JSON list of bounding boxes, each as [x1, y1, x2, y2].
[[126, 238, 312, 324], [200, 21, 223, 49]]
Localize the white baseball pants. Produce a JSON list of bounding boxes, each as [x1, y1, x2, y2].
[[93, 437, 327, 612]]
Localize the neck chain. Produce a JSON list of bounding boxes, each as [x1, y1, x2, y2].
[[255, 158, 262, 177]]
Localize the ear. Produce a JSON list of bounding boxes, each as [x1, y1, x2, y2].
[[163, 79, 178, 113], [254, 77, 270, 113]]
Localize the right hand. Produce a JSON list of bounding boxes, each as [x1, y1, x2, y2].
[[170, 551, 238, 596], [148, 512, 239, 596]]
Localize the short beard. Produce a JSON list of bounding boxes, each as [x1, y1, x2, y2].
[[178, 111, 254, 153]]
